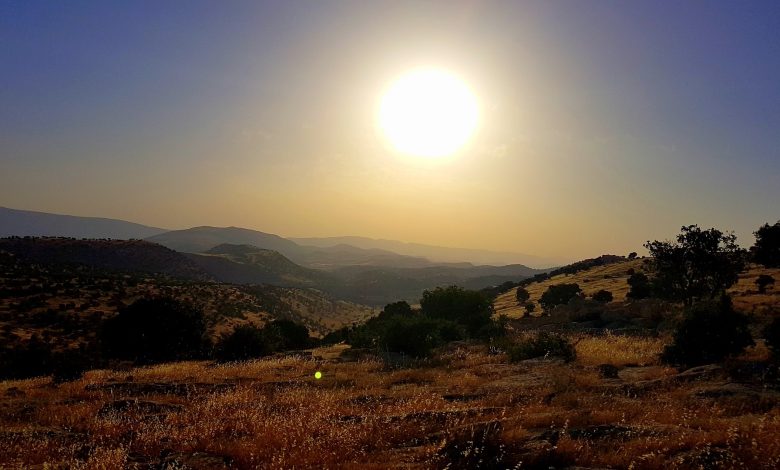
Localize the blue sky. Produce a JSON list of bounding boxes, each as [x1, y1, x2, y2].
[[2, 1, 779, 260]]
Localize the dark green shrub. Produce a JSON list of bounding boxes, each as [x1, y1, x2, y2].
[[524, 302, 536, 315], [101, 297, 209, 364], [627, 272, 652, 300], [756, 274, 775, 294], [476, 314, 509, 340], [753, 222, 780, 268], [51, 347, 93, 383], [645, 225, 745, 305], [592, 289, 613, 303], [263, 319, 311, 351], [420, 286, 493, 336], [661, 296, 754, 368], [381, 316, 460, 357], [507, 332, 576, 362], [764, 317, 780, 360], [0, 335, 52, 379], [539, 284, 581, 310], [214, 325, 268, 361], [382, 300, 415, 317], [516, 287, 530, 303]]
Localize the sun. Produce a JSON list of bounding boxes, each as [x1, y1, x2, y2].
[[378, 68, 479, 158]]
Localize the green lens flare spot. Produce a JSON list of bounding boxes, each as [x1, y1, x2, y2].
[[314, 371, 322, 380]]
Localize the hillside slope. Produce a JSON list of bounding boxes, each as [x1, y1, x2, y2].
[[0, 207, 167, 239], [495, 257, 780, 318], [186, 244, 334, 287], [0, 237, 210, 281]]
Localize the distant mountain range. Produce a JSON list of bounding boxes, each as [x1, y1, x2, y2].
[[0, 207, 550, 304], [0, 207, 167, 239], [292, 236, 565, 268]]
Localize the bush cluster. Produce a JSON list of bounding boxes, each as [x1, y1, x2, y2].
[[325, 287, 503, 358], [506, 332, 576, 363], [661, 296, 753, 368], [214, 319, 312, 362]]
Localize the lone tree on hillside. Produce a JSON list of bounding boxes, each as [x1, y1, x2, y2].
[[539, 283, 582, 311], [752, 222, 780, 268], [644, 225, 745, 306], [627, 272, 652, 300], [756, 274, 775, 294], [515, 286, 530, 304], [592, 289, 613, 303]]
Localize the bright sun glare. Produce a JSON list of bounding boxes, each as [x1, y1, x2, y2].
[[378, 68, 479, 158]]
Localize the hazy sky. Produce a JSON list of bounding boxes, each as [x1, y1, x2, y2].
[[2, 1, 779, 261]]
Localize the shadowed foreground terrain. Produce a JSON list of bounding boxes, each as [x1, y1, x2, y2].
[[2, 339, 779, 469]]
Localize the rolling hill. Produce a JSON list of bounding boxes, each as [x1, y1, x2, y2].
[[0, 207, 167, 239], [0, 237, 210, 281], [292, 235, 566, 268], [494, 256, 780, 319], [185, 244, 334, 287], [145, 226, 437, 269]]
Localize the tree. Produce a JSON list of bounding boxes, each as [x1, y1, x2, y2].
[[382, 301, 414, 317], [756, 274, 775, 294], [764, 317, 780, 360], [263, 319, 311, 351], [215, 325, 268, 361], [524, 302, 536, 315], [539, 283, 581, 310], [515, 287, 530, 304], [752, 222, 780, 268], [661, 296, 753, 368], [644, 225, 745, 306], [101, 297, 209, 364], [627, 272, 652, 300], [420, 286, 493, 336], [592, 289, 613, 303], [627, 252, 638, 260]]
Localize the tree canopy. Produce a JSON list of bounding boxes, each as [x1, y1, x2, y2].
[[539, 283, 582, 310], [101, 297, 209, 364], [752, 222, 780, 268], [644, 225, 745, 306], [420, 286, 493, 336]]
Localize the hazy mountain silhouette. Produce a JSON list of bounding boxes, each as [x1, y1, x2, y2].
[[0, 207, 167, 239], [291, 235, 566, 268], [146, 226, 446, 269], [146, 226, 299, 255], [0, 237, 210, 281], [186, 244, 334, 287], [1, 209, 547, 302]]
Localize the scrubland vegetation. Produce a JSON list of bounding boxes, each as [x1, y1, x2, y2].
[[1, 222, 780, 468]]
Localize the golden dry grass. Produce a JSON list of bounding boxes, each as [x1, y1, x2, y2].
[[575, 331, 666, 366], [2, 340, 780, 469], [495, 260, 780, 319], [494, 259, 646, 318]]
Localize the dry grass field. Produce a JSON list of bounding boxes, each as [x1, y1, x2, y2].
[[2, 338, 779, 469], [2, 254, 779, 468]]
